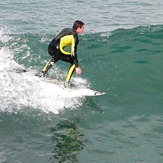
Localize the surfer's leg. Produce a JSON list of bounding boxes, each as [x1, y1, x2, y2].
[[40, 48, 60, 77], [58, 54, 75, 83], [41, 57, 55, 76], [66, 64, 76, 83]]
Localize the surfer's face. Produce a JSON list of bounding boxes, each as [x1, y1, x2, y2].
[[76, 25, 84, 34]]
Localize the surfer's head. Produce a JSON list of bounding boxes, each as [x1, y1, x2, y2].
[[73, 20, 84, 34]]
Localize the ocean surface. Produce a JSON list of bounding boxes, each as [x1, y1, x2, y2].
[[0, 0, 163, 162]]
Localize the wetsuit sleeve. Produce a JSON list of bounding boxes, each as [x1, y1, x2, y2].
[[72, 36, 79, 67], [71, 37, 75, 55]]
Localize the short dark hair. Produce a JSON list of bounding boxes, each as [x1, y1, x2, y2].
[[73, 20, 84, 30]]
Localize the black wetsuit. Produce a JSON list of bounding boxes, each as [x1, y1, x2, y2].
[[48, 28, 79, 66], [47, 28, 79, 82]]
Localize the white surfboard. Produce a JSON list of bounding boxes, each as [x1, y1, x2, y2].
[[17, 70, 106, 97], [44, 78, 106, 97], [67, 87, 106, 97]]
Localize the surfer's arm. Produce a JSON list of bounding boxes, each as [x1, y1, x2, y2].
[[72, 35, 82, 74], [73, 56, 82, 75], [72, 35, 79, 66], [72, 49, 82, 74]]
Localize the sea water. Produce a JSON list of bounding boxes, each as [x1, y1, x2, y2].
[[0, 0, 163, 162]]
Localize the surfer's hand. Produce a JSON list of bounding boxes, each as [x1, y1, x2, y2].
[[75, 67, 82, 75]]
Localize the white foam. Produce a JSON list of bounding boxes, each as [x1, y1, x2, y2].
[[0, 26, 11, 43], [0, 47, 23, 71], [0, 69, 87, 114]]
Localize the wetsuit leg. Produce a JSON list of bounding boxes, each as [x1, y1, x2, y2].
[[66, 64, 76, 82], [41, 58, 55, 76], [41, 48, 59, 76], [57, 54, 75, 82]]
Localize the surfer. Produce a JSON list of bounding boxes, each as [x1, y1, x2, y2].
[[40, 20, 84, 84]]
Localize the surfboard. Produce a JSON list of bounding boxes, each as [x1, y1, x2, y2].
[[67, 87, 106, 97], [17, 69, 106, 97], [16, 69, 105, 96], [44, 78, 106, 97]]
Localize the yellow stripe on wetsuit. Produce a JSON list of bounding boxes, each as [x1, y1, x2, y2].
[[60, 35, 75, 56], [41, 59, 52, 72], [66, 64, 76, 82]]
